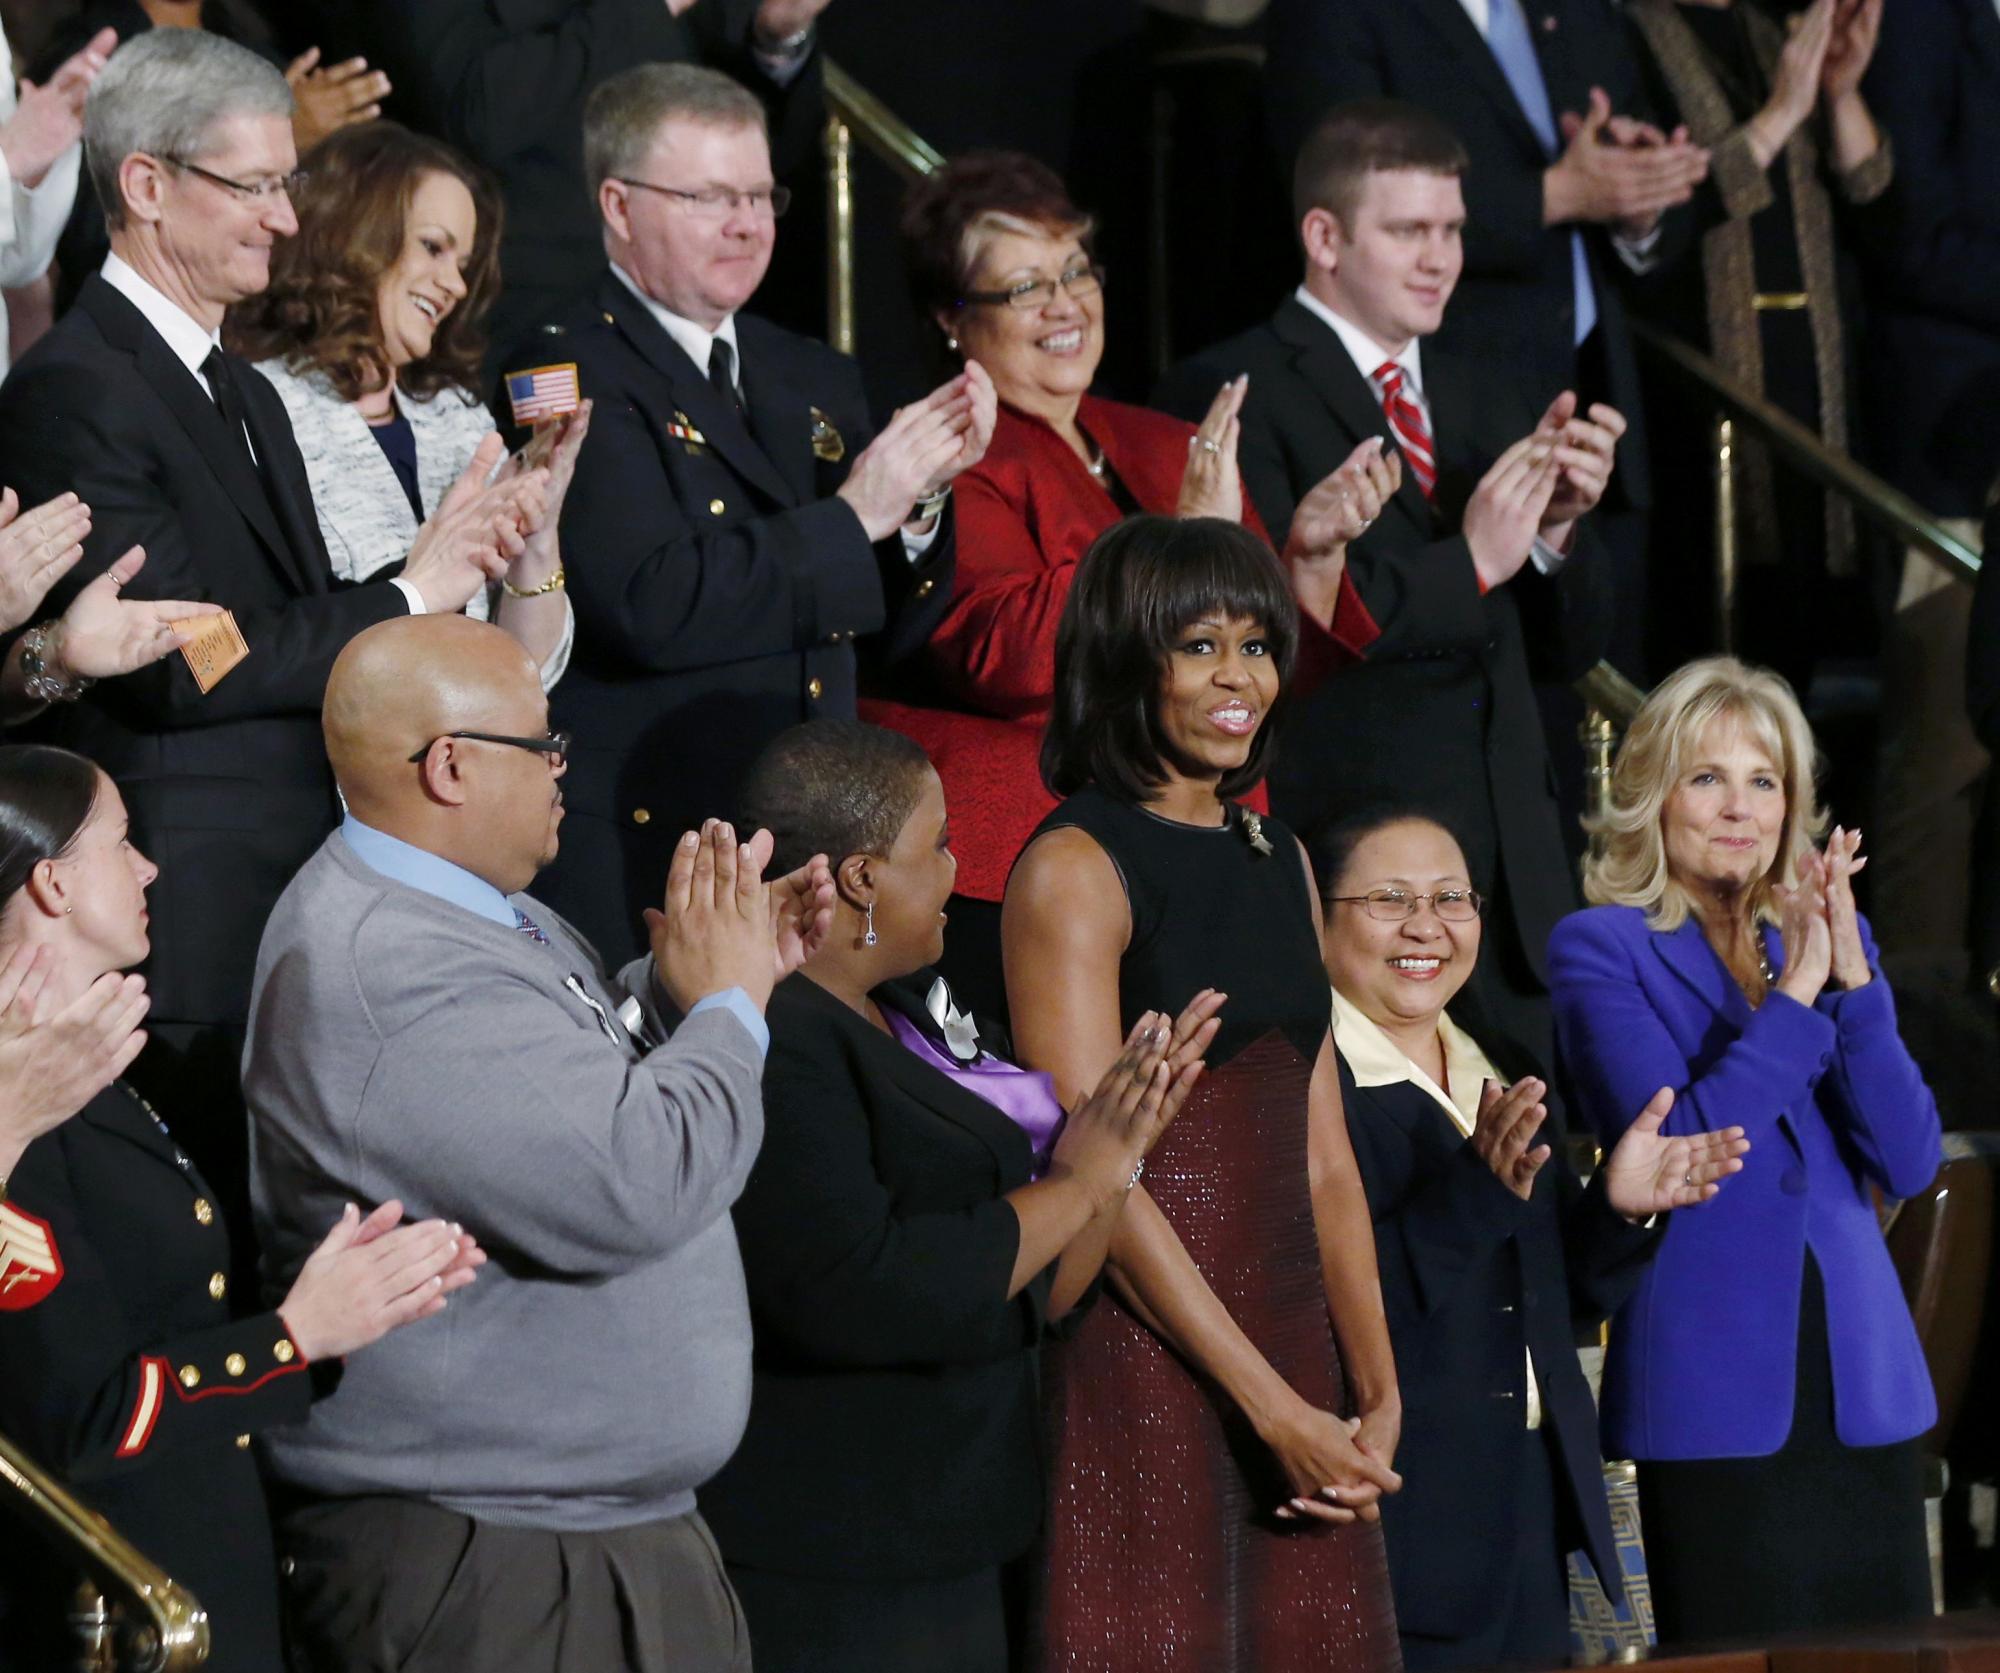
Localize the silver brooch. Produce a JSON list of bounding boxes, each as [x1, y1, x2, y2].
[[925, 976, 983, 1063], [1240, 809, 1275, 858]]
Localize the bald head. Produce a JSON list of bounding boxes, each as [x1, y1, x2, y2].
[[327, 615, 542, 813]]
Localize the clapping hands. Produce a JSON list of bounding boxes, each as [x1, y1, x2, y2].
[[1177, 375, 1247, 523], [1284, 437, 1401, 626], [1600, 1087, 1750, 1221], [1773, 827, 1871, 1003]]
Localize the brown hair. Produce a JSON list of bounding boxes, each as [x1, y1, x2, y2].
[[1292, 98, 1469, 233], [901, 149, 1096, 325], [224, 122, 501, 403]]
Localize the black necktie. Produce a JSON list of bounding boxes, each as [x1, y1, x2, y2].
[[201, 347, 258, 467], [707, 337, 743, 418]]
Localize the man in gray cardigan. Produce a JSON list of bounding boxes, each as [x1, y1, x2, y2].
[[244, 614, 830, 1673]]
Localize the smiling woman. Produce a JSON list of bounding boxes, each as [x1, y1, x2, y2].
[[225, 121, 583, 693]]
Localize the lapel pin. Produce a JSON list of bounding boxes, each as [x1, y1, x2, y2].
[[505, 362, 581, 429], [810, 406, 845, 463], [666, 411, 710, 448]]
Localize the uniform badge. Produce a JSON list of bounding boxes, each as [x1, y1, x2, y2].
[[665, 411, 709, 453], [0, 1200, 63, 1310], [810, 407, 845, 463]]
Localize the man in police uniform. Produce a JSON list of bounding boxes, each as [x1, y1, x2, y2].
[[523, 62, 991, 960]]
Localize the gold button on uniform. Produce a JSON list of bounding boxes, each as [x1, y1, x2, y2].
[[179, 1365, 200, 1389], [914, 578, 934, 598], [192, 1197, 213, 1226], [632, 808, 650, 825], [708, 498, 726, 516], [807, 677, 823, 701], [236, 1434, 252, 1450], [273, 1339, 296, 1364], [208, 1272, 227, 1301], [225, 1353, 247, 1377]]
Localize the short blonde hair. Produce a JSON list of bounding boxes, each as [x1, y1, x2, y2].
[[1583, 656, 1826, 931]]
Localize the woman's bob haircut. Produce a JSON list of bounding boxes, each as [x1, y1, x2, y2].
[[1582, 654, 1827, 931], [1041, 514, 1297, 805]]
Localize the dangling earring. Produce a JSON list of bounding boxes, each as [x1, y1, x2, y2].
[[946, 334, 960, 354], [863, 901, 878, 947]]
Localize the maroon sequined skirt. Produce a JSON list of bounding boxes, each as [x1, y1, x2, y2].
[[1031, 1034, 1401, 1672]]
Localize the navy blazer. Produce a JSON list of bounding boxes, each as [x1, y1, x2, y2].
[[1549, 905, 1940, 1460], [1339, 1039, 1658, 1638]]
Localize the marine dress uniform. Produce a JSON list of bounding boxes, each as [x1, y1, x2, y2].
[[0, 1081, 318, 1672], [516, 268, 955, 961]]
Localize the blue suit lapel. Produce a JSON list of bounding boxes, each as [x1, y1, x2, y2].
[[1651, 917, 1750, 1027]]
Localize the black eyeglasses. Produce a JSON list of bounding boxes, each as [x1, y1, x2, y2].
[[959, 263, 1105, 311], [407, 730, 571, 765], [1329, 888, 1485, 922], [162, 156, 308, 202], [614, 178, 791, 219]]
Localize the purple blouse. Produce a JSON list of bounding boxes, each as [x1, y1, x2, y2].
[[884, 996, 1067, 1179]]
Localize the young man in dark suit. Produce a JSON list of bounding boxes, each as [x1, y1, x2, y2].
[[522, 62, 993, 962], [0, 27, 539, 1265], [1158, 98, 1621, 1063]]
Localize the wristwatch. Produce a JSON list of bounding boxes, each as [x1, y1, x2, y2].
[[909, 483, 951, 525]]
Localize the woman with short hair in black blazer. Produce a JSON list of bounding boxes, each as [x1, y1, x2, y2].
[[1313, 805, 1749, 1670], [700, 718, 1221, 1673]]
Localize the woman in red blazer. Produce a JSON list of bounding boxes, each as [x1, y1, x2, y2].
[[864, 151, 1373, 1018]]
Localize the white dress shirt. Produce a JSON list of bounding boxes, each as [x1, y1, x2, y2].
[[100, 253, 427, 615], [1292, 284, 1569, 574], [610, 263, 938, 561]]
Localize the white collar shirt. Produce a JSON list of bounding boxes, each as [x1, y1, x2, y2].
[[1292, 284, 1431, 432], [609, 262, 742, 392], [1457, 0, 1494, 35], [102, 250, 223, 397]]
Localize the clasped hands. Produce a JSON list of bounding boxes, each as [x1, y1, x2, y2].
[[1546, 86, 1709, 240], [837, 362, 998, 542], [1771, 825, 1872, 1005]]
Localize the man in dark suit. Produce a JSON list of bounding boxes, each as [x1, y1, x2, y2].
[[1158, 99, 1620, 1061], [1264, 0, 1707, 676], [0, 27, 536, 1262], [1860, 0, 2000, 976], [353, 0, 831, 367], [522, 62, 991, 962]]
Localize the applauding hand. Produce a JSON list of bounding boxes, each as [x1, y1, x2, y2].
[[279, 1200, 484, 1363], [0, 490, 92, 634], [1177, 376, 1248, 523], [1470, 1075, 1554, 1200], [645, 820, 781, 1013], [1821, 824, 1872, 990], [1285, 438, 1401, 627], [1600, 1087, 1750, 1220]]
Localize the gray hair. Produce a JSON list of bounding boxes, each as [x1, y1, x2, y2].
[[85, 30, 294, 231], [582, 63, 767, 199]]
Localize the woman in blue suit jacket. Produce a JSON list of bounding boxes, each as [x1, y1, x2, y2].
[[1550, 656, 1941, 1642]]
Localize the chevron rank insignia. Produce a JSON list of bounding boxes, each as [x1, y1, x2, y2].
[[810, 407, 845, 462], [0, 1200, 63, 1310]]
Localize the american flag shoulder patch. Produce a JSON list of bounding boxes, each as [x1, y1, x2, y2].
[[0, 1199, 63, 1310], [505, 363, 582, 427]]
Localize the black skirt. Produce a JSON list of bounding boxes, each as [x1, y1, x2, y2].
[[1636, 1253, 1931, 1642]]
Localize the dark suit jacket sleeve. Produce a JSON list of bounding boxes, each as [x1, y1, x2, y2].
[[555, 377, 888, 674], [0, 1142, 313, 1481], [1344, 1064, 1536, 1320], [872, 499, 956, 668], [733, 1028, 1041, 1371], [1554, 1157, 1663, 1324], [1860, 0, 2000, 335], [1, 359, 405, 727], [1507, 524, 1616, 683]]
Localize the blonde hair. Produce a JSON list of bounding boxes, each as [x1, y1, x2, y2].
[[1582, 655, 1826, 931]]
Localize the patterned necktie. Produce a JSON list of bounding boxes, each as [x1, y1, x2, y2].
[[1483, 0, 1598, 346], [513, 907, 551, 946], [1372, 362, 1437, 501], [708, 337, 743, 418]]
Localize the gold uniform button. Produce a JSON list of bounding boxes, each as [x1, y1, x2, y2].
[[632, 808, 650, 825], [708, 498, 726, 517], [807, 677, 823, 701], [236, 1434, 252, 1450], [179, 1364, 200, 1389], [914, 578, 934, 598], [192, 1197, 214, 1226], [273, 1339, 296, 1365], [208, 1272, 228, 1301], [225, 1353, 247, 1377]]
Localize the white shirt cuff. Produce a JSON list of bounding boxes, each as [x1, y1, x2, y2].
[[391, 577, 427, 614], [1529, 535, 1571, 577], [1612, 223, 1665, 275], [900, 518, 942, 564]]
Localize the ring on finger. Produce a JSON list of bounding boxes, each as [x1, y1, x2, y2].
[[1191, 436, 1222, 456]]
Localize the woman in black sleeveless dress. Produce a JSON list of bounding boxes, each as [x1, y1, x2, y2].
[[1004, 517, 1403, 1672]]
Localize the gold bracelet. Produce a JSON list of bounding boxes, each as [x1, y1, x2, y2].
[[501, 564, 566, 600]]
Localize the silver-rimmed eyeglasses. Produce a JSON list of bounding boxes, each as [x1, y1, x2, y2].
[[959, 263, 1105, 311], [1329, 888, 1486, 922], [163, 156, 308, 201]]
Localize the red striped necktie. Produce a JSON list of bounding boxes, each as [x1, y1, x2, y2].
[[1372, 360, 1436, 501]]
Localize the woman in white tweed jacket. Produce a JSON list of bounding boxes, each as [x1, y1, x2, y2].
[[230, 122, 581, 690]]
